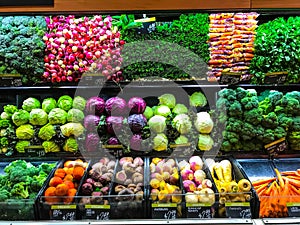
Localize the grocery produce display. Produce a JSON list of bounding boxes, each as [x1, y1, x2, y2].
[[0, 8, 299, 224]]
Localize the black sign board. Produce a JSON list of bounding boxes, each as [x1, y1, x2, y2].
[[50, 205, 77, 220], [264, 72, 288, 85], [0, 0, 53, 6], [264, 137, 287, 158], [219, 72, 242, 85], [0, 74, 22, 87], [83, 205, 110, 220], [151, 203, 177, 219], [25, 146, 46, 157], [225, 202, 252, 219], [287, 203, 300, 217], [134, 17, 156, 34], [186, 203, 213, 218]]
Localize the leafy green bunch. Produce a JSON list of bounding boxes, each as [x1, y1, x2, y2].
[[0, 16, 46, 84], [250, 16, 300, 84], [120, 14, 209, 81]]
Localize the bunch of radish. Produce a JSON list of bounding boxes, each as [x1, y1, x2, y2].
[[43, 15, 125, 83]]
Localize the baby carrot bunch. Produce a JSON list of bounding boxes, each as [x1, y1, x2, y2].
[[253, 168, 300, 218]]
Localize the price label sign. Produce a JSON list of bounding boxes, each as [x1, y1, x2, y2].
[[219, 72, 242, 85], [51, 205, 77, 220], [287, 202, 300, 217], [186, 203, 213, 218], [81, 73, 106, 85], [0, 74, 22, 87], [264, 137, 287, 157], [225, 202, 252, 219], [25, 146, 46, 157], [84, 205, 110, 220], [151, 203, 177, 219], [264, 72, 288, 85], [134, 17, 156, 34]]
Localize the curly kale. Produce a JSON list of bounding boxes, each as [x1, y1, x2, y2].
[[244, 108, 264, 125], [241, 96, 259, 110], [228, 100, 243, 118], [262, 112, 279, 129], [0, 16, 46, 84]]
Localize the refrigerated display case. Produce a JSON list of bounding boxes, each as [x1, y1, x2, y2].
[[0, 0, 299, 224]]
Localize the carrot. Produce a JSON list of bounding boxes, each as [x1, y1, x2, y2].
[[255, 182, 270, 194], [283, 177, 300, 188], [252, 178, 275, 187], [265, 181, 275, 196], [274, 168, 284, 189], [281, 171, 298, 176], [285, 176, 300, 181]]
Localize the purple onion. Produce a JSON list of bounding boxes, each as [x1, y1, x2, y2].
[[107, 136, 119, 145]]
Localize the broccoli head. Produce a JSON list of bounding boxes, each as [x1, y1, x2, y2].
[[262, 112, 279, 129], [244, 108, 264, 125], [11, 182, 29, 199], [0, 188, 10, 202], [241, 96, 259, 110], [228, 100, 243, 118], [218, 88, 236, 102]]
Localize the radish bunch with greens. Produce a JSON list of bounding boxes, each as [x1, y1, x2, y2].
[[43, 15, 125, 83]]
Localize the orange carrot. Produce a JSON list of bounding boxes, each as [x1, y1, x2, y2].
[[283, 177, 300, 188], [252, 178, 276, 187]]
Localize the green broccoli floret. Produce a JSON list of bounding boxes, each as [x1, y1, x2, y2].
[[11, 182, 29, 199], [241, 96, 259, 110], [262, 112, 279, 129], [38, 162, 56, 174], [291, 116, 300, 131], [221, 141, 233, 152], [228, 100, 243, 118], [277, 95, 300, 116], [240, 122, 257, 141], [244, 108, 264, 125], [274, 126, 287, 139], [277, 114, 294, 130], [218, 88, 236, 102], [30, 171, 47, 192], [258, 90, 284, 114], [0, 188, 10, 202], [285, 91, 300, 102], [262, 129, 275, 144], [223, 130, 240, 144], [235, 87, 248, 100], [225, 118, 243, 133], [288, 131, 300, 150], [4, 160, 28, 174]]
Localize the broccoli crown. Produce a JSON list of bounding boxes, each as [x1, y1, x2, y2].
[[244, 108, 264, 125], [0, 16, 46, 84], [11, 182, 29, 199], [241, 96, 259, 110]]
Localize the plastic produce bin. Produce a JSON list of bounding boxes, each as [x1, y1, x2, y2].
[[36, 158, 89, 220], [205, 157, 259, 219], [0, 160, 57, 220]]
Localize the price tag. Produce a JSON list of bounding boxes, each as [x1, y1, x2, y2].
[[225, 202, 252, 218], [0, 74, 22, 87], [81, 73, 106, 85], [102, 144, 123, 149], [219, 72, 242, 85], [287, 203, 300, 217], [134, 17, 156, 34], [151, 203, 177, 219], [169, 143, 191, 148], [51, 205, 76, 220], [264, 72, 288, 84], [25, 146, 46, 157], [186, 203, 213, 218], [264, 137, 287, 157], [84, 205, 110, 220]]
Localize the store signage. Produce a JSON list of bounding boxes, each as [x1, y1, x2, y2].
[[0, 0, 53, 6], [225, 202, 252, 218], [151, 203, 177, 219], [219, 72, 242, 85], [186, 203, 213, 218], [0, 74, 22, 87], [264, 72, 288, 85], [83, 204, 110, 220], [134, 17, 156, 34], [50, 204, 77, 220], [264, 137, 287, 157], [25, 145, 45, 157], [287, 202, 300, 217], [81, 73, 106, 85]]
